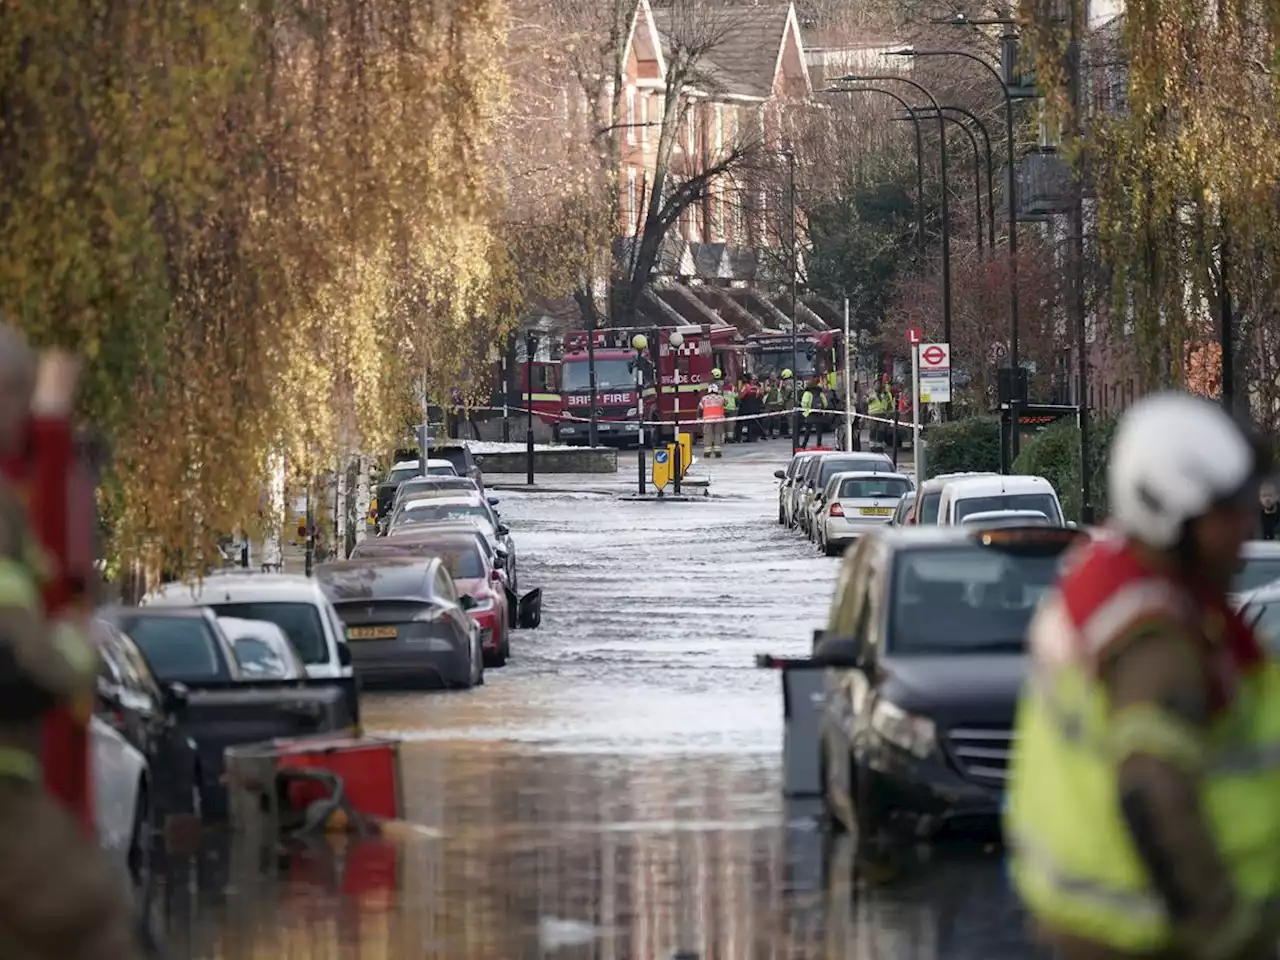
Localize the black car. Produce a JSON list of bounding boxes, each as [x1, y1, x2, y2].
[[99, 606, 357, 819], [91, 618, 203, 825], [316, 556, 484, 689], [813, 524, 1083, 851]]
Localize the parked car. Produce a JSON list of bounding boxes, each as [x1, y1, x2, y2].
[[91, 715, 151, 888], [388, 496, 517, 587], [778, 453, 820, 529], [392, 442, 485, 492], [796, 453, 896, 538], [812, 471, 915, 556], [936, 475, 1064, 526], [890, 490, 917, 527], [92, 618, 203, 828], [98, 605, 357, 819], [354, 522, 541, 631], [904, 472, 1001, 526], [317, 557, 484, 688], [815, 524, 1084, 851], [144, 572, 354, 682], [218, 616, 307, 680]]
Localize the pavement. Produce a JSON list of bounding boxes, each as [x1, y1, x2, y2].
[[147, 437, 1030, 960]]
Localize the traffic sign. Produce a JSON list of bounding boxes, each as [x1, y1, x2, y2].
[[652, 447, 672, 491], [920, 343, 950, 370], [918, 341, 952, 404], [906, 327, 923, 345]]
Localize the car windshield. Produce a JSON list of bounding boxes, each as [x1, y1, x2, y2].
[[1241, 600, 1280, 652], [819, 458, 891, 486], [754, 349, 816, 380], [889, 546, 1067, 654], [561, 358, 635, 392], [1235, 558, 1280, 593], [919, 491, 943, 524], [205, 602, 327, 665], [954, 493, 1062, 524], [416, 548, 484, 580], [427, 463, 457, 476], [119, 615, 222, 681], [233, 637, 291, 679], [395, 502, 489, 526], [388, 463, 419, 485], [838, 477, 912, 499]]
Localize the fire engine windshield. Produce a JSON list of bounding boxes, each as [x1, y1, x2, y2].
[[754, 348, 816, 380], [562, 358, 636, 392]]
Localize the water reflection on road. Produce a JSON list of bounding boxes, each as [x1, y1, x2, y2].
[[164, 443, 1040, 958]]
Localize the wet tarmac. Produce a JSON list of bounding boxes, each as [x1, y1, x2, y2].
[[156, 439, 1041, 959]]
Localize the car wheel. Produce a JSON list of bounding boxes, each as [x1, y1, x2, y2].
[[778, 502, 785, 524], [820, 741, 849, 837]]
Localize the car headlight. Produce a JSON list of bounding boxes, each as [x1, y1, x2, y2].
[[468, 597, 495, 612], [870, 700, 936, 758], [625, 406, 638, 416]]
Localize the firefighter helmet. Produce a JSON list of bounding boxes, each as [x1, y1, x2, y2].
[[712, 367, 723, 380], [781, 369, 793, 380]]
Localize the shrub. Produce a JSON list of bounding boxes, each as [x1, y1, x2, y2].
[[1013, 416, 1117, 522], [922, 417, 1001, 479]]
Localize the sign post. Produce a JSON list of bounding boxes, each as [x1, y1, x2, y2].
[[909, 334, 921, 465], [919, 343, 952, 405], [843, 297, 853, 451]]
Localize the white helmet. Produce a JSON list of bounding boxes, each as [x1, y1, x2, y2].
[[1109, 391, 1262, 549], [707, 383, 720, 394]]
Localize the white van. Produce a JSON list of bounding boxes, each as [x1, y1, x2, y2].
[[143, 572, 354, 680], [936, 475, 1065, 526]]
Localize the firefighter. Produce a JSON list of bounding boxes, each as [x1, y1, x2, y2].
[[780, 368, 795, 440], [798, 379, 825, 449], [763, 377, 783, 438], [722, 380, 739, 442], [1006, 392, 1280, 960], [736, 375, 764, 443], [0, 325, 144, 960], [698, 383, 726, 458]]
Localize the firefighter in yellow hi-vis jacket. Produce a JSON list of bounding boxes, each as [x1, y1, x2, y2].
[[0, 324, 144, 960]]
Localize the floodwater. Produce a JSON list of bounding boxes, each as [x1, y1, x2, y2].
[[153, 440, 1042, 959]]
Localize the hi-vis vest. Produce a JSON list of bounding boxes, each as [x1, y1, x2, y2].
[[1006, 538, 1280, 955], [700, 394, 726, 420]]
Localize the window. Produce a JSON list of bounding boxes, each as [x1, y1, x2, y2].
[[434, 567, 458, 602], [687, 108, 696, 154], [714, 104, 724, 154], [233, 637, 290, 679], [837, 476, 913, 500], [626, 87, 636, 144], [640, 94, 649, 143], [953, 493, 1063, 524], [1236, 558, 1280, 593], [208, 601, 328, 665], [120, 615, 222, 682], [626, 168, 638, 236]]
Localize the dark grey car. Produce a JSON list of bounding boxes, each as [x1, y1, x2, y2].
[[316, 557, 483, 689]]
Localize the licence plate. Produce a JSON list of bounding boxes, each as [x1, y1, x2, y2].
[[860, 507, 893, 517], [347, 626, 398, 641]]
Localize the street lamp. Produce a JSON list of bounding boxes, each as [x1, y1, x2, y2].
[[931, 105, 997, 251], [892, 112, 983, 256], [820, 87, 926, 260], [525, 330, 537, 486], [668, 330, 684, 495], [782, 149, 800, 454], [632, 333, 648, 495], [887, 47, 1023, 458], [837, 72, 954, 418]]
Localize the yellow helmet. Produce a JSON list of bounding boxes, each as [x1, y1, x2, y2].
[[781, 368, 793, 379], [711, 367, 723, 380]]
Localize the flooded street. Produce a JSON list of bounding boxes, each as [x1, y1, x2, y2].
[[156, 442, 1042, 959]]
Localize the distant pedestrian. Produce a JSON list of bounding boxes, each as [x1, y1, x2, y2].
[[1261, 482, 1279, 540], [738, 375, 764, 442]]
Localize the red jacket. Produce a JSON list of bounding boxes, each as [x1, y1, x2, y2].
[[1, 416, 94, 834]]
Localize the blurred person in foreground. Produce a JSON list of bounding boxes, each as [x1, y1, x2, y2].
[[1006, 391, 1280, 960], [0, 323, 144, 959]]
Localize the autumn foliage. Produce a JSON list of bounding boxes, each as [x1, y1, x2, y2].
[[0, 0, 517, 574]]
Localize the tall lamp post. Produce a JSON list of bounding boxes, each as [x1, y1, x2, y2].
[[525, 330, 537, 486], [892, 112, 983, 256], [839, 74, 953, 406], [668, 330, 684, 496], [632, 333, 648, 495], [889, 48, 1022, 455], [936, 105, 998, 251], [820, 86, 926, 261], [783, 149, 800, 453]]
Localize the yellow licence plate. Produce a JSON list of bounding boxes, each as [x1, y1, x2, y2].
[[860, 507, 893, 517], [347, 626, 398, 641]]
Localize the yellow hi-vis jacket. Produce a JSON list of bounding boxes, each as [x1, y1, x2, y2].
[[1005, 539, 1280, 956]]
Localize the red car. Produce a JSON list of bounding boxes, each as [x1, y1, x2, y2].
[[349, 530, 511, 666]]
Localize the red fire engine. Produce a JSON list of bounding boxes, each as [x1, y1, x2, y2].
[[555, 324, 743, 446], [744, 329, 844, 389]]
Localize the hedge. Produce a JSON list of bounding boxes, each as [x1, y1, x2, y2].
[[922, 417, 1001, 479], [1012, 416, 1117, 522]]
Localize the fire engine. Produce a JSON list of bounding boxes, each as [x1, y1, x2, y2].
[[556, 324, 744, 446], [744, 329, 844, 388]]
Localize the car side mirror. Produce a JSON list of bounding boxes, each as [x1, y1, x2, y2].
[[774, 470, 786, 480], [473, 455, 484, 465], [163, 681, 190, 713], [459, 595, 478, 611], [337, 643, 354, 668], [497, 524, 510, 537], [810, 635, 868, 669], [495, 546, 509, 560], [490, 569, 503, 582], [487, 496, 500, 506], [1065, 520, 1077, 529]]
